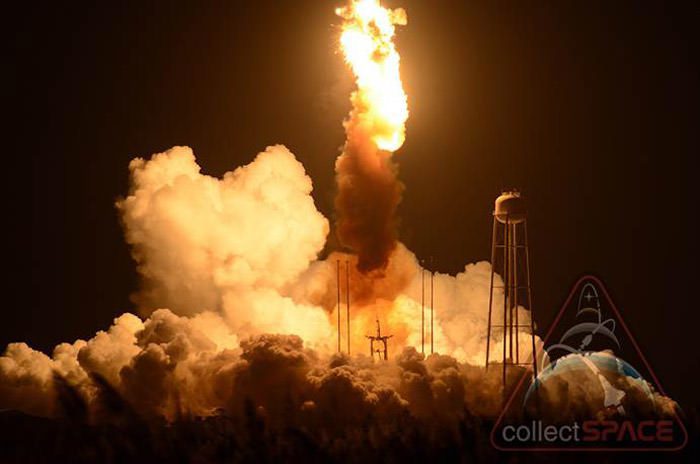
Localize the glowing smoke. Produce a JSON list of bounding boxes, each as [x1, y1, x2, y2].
[[0, 136, 596, 425], [334, 0, 408, 273], [0, 143, 540, 419], [0, 4, 679, 454], [116, 145, 334, 350]]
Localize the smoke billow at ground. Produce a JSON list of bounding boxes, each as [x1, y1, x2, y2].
[[0, 145, 691, 463], [2, 1, 693, 461]]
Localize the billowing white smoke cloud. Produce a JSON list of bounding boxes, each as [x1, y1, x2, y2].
[[290, 242, 540, 365], [4, 144, 668, 428], [112, 144, 527, 363], [0, 343, 56, 416], [116, 145, 334, 349]]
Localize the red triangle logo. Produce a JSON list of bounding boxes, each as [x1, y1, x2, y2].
[[490, 275, 688, 451]]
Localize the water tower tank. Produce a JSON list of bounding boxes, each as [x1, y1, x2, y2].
[[494, 190, 526, 224]]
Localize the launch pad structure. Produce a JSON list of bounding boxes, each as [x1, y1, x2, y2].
[[335, 191, 538, 372], [367, 318, 393, 360], [485, 190, 539, 390], [336, 257, 436, 360]]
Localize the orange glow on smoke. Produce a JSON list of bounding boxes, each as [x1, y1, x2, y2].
[[336, 0, 408, 152]]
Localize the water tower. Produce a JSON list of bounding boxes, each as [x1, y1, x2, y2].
[[485, 190, 538, 389]]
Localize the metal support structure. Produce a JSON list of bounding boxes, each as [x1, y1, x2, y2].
[[421, 265, 425, 355], [346, 260, 350, 355], [367, 319, 392, 361], [430, 267, 434, 355], [484, 191, 539, 395], [336, 260, 341, 353], [485, 218, 497, 369], [502, 215, 509, 392], [524, 221, 538, 380], [513, 226, 519, 364]]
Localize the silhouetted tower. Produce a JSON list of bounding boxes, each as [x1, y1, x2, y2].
[[485, 190, 538, 390], [367, 319, 392, 360], [346, 260, 351, 355], [420, 259, 436, 355], [421, 263, 425, 354], [430, 257, 435, 354], [336, 259, 352, 355], [336, 260, 341, 352]]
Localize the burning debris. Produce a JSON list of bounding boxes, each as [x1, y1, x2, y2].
[[334, 0, 408, 273]]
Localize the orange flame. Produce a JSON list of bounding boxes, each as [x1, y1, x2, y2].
[[336, 0, 408, 152]]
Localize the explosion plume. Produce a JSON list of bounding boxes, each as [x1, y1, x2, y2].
[[0, 2, 686, 462], [334, 0, 408, 273]]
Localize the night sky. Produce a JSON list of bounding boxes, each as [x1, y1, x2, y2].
[[9, 0, 699, 410]]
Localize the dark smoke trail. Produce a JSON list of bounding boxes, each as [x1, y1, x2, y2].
[[334, 0, 408, 274], [335, 122, 403, 273]]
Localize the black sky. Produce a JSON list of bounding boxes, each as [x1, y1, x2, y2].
[[8, 1, 699, 409]]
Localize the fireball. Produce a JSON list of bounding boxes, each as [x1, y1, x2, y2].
[[336, 0, 408, 152]]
